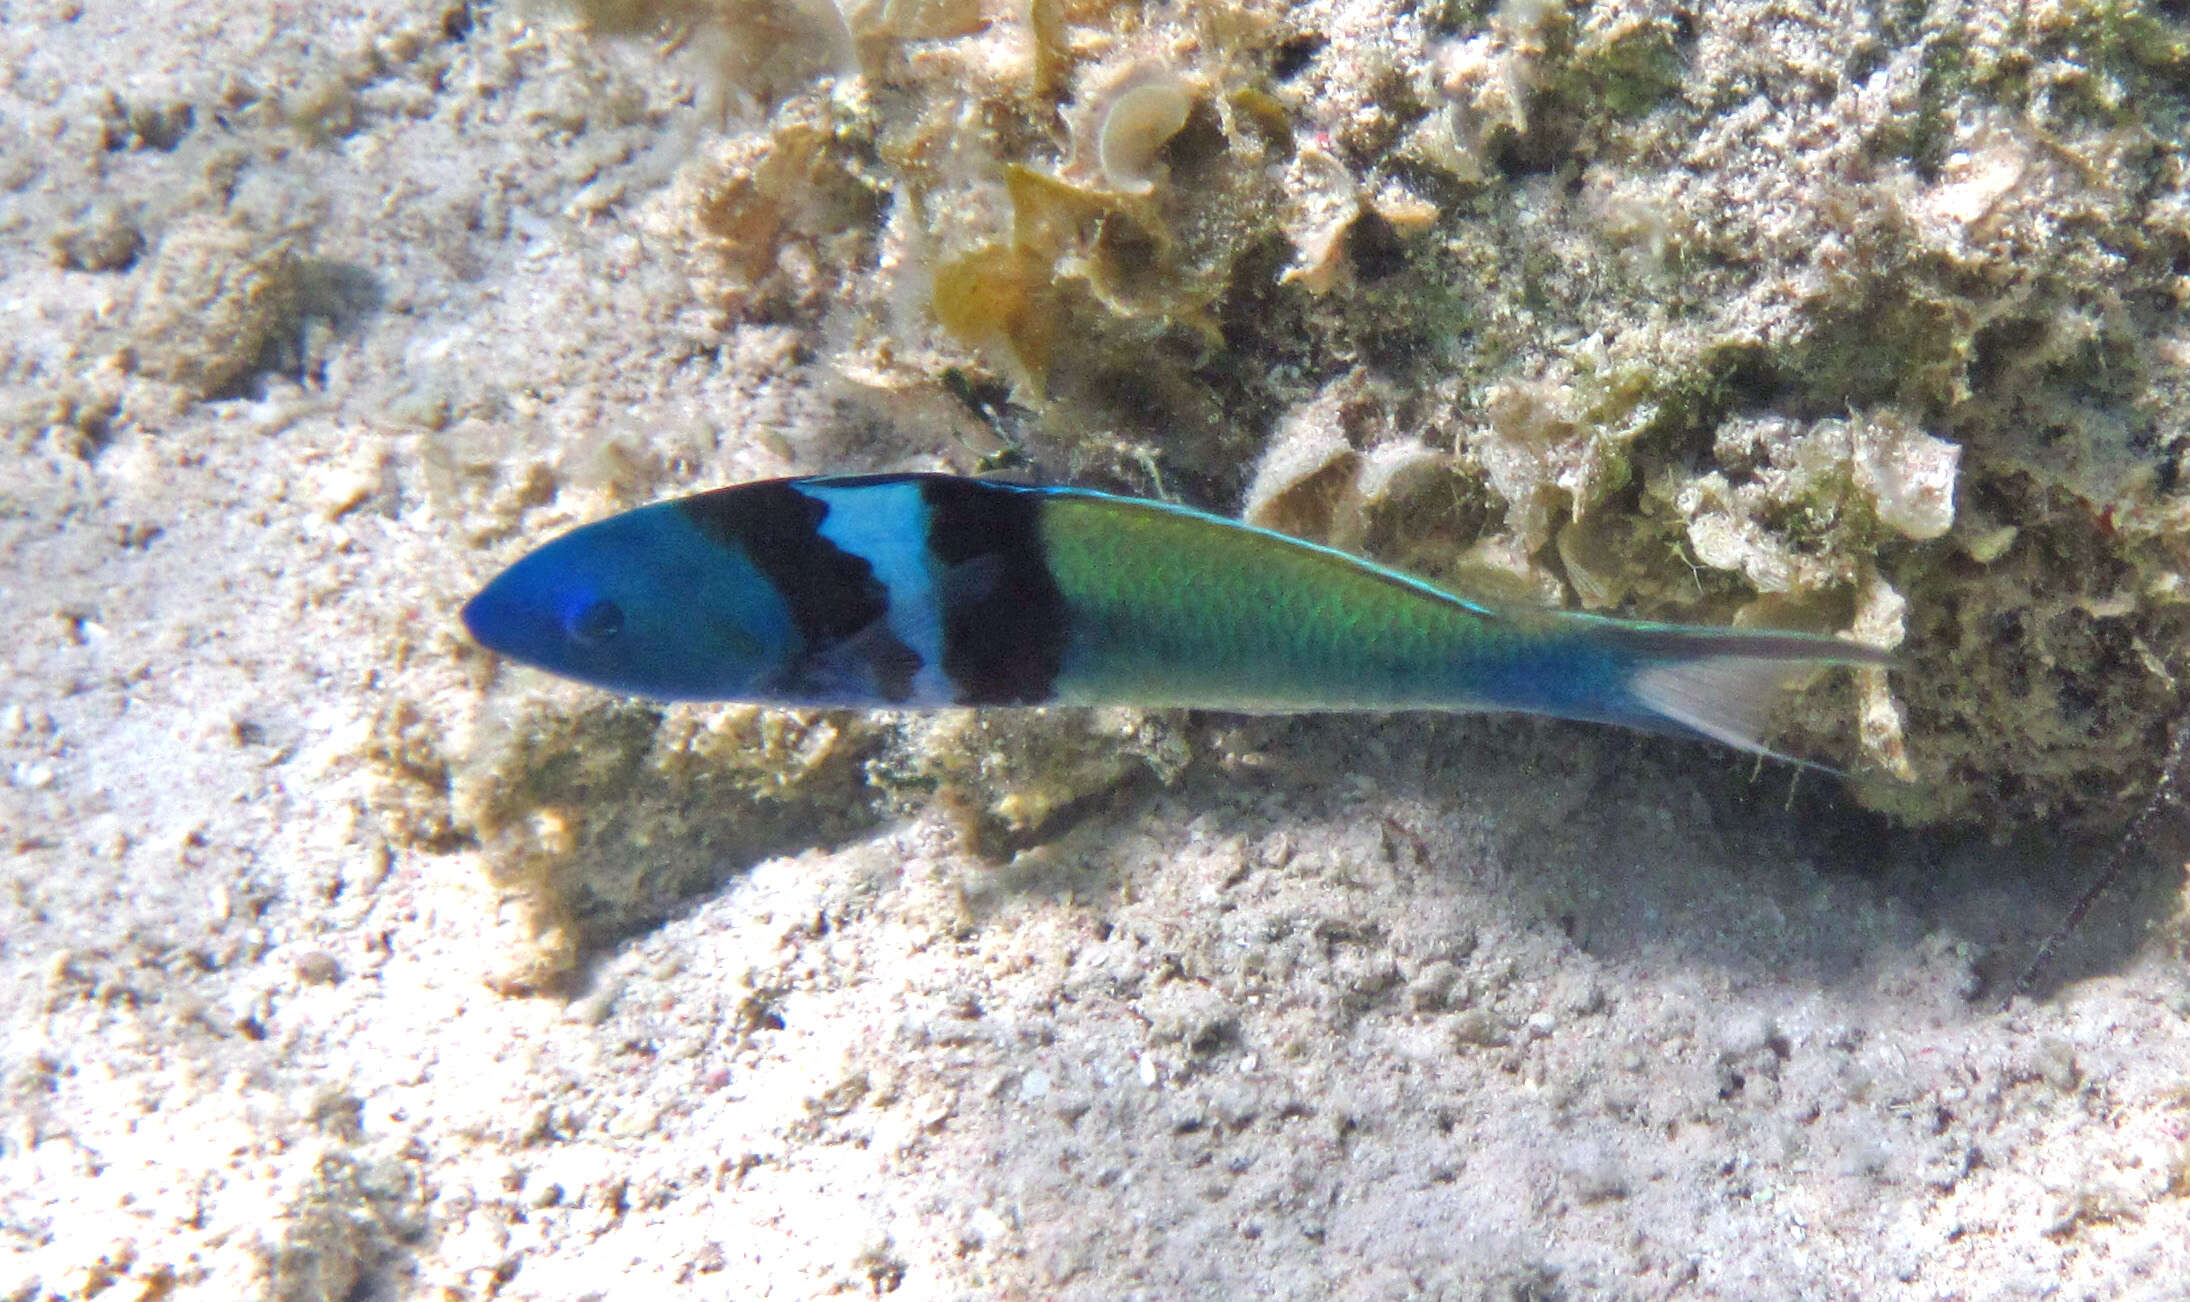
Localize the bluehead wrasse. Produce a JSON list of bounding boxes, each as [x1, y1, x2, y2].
[[461, 473, 1891, 764]]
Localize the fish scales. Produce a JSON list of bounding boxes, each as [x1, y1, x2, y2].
[[462, 473, 1891, 763], [1036, 491, 1517, 712]]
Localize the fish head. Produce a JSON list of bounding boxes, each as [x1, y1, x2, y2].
[[462, 503, 796, 700]]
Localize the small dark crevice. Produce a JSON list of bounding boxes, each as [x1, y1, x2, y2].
[[1271, 34, 1327, 80], [1345, 209, 1408, 283], [442, 1, 476, 42]]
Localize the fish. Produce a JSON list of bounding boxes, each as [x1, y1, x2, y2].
[[461, 473, 1890, 763]]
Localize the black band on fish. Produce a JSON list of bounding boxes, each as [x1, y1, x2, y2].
[[677, 480, 922, 703], [918, 477, 1068, 705]]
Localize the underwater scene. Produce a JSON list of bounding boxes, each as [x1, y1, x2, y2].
[[4, 0, 2190, 1295]]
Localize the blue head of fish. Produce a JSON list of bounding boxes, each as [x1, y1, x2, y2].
[[461, 503, 795, 699]]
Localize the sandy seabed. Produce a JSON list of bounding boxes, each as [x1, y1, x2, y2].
[[4, 1, 2190, 1299]]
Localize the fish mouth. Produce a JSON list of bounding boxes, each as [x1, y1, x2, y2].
[[460, 583, 523, 659]]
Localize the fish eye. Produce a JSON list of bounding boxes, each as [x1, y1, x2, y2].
[[566, 598, 625, 647]]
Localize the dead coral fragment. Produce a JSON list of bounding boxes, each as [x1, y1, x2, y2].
[[366, 685, 880, 993], [928, 162, 1224, 394], [570, 0, 856, 104], [125, 215, 307, 400], [672, 101, 888, 297], [1275, 149, 1443, 294], [1244, 376, 1490, 601], [1677, 409, 1961, 567], [1243, 384, 1362, 543], [49, 199, 143, 273], [454, 695, 874, 950], [1850, 410, 1959, 542], [874, 708, 1190, 859], [1419, 0, 1569, 179], [851, 0, 985, 42], [1095, 68, 1197, 195]]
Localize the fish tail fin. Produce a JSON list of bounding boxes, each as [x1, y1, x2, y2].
[[1594, 624, 1894, 770]]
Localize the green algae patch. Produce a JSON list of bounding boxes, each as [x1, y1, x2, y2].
[[1544, 10, 1684, 126]]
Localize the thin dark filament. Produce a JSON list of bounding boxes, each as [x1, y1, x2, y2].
[[2009, 718, 2190, 1007]]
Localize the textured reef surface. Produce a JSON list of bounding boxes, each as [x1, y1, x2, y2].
[[9, 1, 2190, 1298], [494, 0, 2190, 843]]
